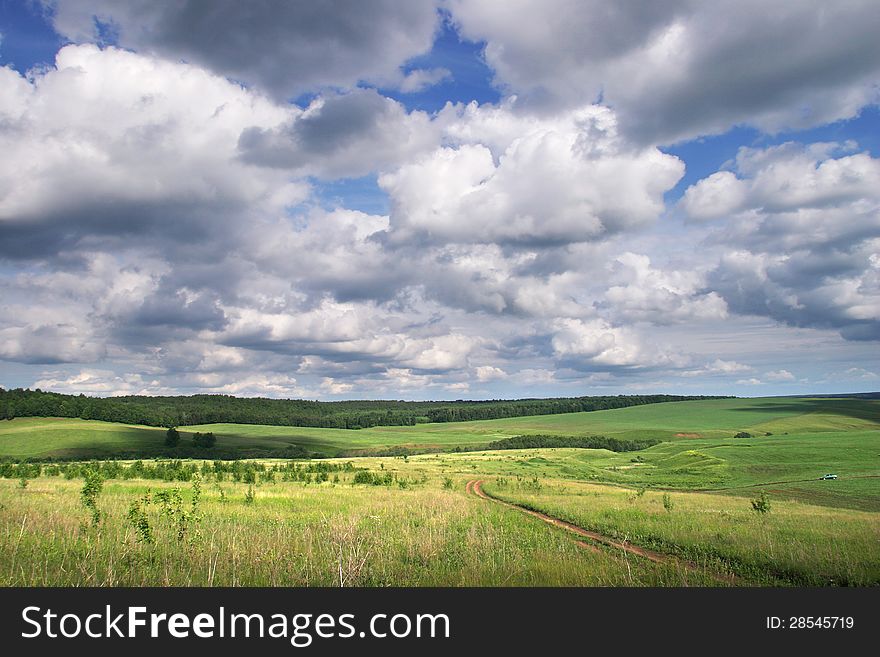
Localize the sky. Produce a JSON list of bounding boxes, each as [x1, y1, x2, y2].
[[0, 1, 879, 401]]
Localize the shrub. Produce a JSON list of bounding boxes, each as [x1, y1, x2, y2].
[[353, 470, 374, 485], [80, 469, 104, 526], [627, 486, 647, 503], [352, 470, 394, 486], [127, 495, 154, 544], [751, 491, 771, 514], [190, 473, 201, 517], [443, 477, 454, 490], [192, 431, 216, 448], [164, 427, 180, 448], [734, 431, 753, 439], [662, 493, 674, 512]]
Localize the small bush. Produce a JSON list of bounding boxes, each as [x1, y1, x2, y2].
[[164, 427, 180, 448], [190, 474, 201, 517], [751, 491, 771, 514], [80, 469, 104, 527], [353, 470, 374, 485], [352, 470, 394, 486], [627, 486, 647, 503], [734, 431, 753, 439], [127, 495, 154, 544], [442, 477, 454, 490], [192, 432, 216, 448], [662, 493, 674, 512]]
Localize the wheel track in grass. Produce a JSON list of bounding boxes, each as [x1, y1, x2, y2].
[[466, 479, 738, 584]]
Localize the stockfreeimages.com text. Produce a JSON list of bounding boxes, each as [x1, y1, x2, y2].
[[21, 605, 450, 646]]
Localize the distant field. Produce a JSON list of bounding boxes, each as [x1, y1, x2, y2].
[[405, 396, 880, 440], [394, 434, 880, 511], [3, 397, 877, 456], [1, 397, 878, 509], [0, 417, 165, 459], [186, 395, 880, 448]]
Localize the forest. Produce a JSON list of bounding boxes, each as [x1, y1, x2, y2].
[[0, 387, 727, 429]]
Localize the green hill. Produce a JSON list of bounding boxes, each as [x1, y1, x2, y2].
[[2, 396, 878, 460], [0, 396, 878, 510]]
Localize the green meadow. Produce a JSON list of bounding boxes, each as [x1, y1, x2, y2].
[[4, 395, 879, 456], [0, 396, 878, 586], [0, 474, 716, 587]]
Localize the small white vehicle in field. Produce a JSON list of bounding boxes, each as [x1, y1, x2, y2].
[[821, 473, 838, 480]]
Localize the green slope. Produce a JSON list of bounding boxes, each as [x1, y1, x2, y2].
[[0, 417, 166, 459], [1, 397, 878, 510], [2, 396, 878, 459]]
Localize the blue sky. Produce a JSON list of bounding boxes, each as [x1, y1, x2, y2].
[[1, 1, 879, 399], [0, 1, 61, 71]]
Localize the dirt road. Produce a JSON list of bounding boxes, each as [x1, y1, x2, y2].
[[466, 479, 737, 583]]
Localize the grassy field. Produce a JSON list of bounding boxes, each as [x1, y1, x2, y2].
[[480, 478, 880, 586], [3, 396, 879, 458], [0, 475, 715, 586], [0, 396, 877, 586], [1, 451, 876, 586], [184, 396, 880, 453], [2, 397, 877, 509], [0, 417, 166, 459]]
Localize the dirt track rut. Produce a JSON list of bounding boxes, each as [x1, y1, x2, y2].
[[466, 479, 737, 584]]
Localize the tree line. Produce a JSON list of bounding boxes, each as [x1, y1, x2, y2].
[[0, 387, 729, 430], [0, 458, 358, 484], [485, 434, 661, 452]]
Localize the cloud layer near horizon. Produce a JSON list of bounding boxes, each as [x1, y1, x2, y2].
[[1, 2, 878, 398]]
